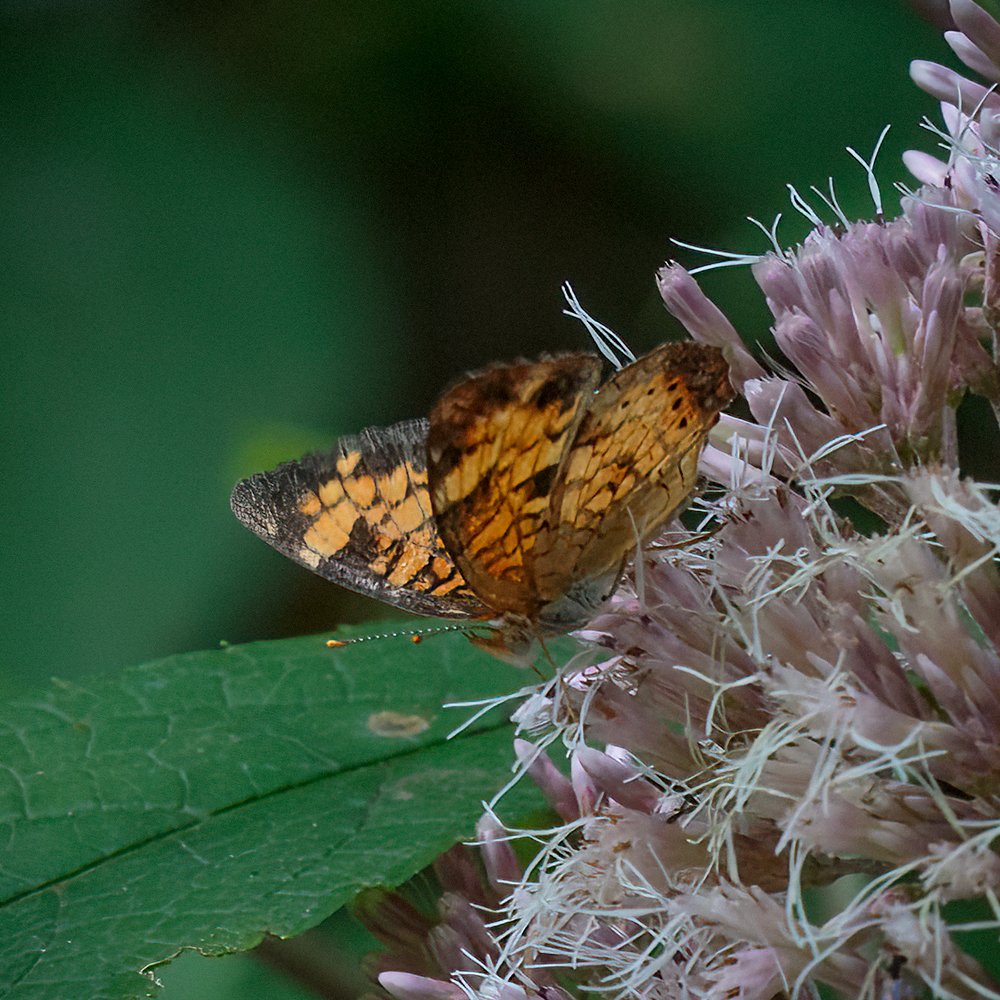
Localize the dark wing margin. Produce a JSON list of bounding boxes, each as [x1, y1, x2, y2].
[[230, 417, 491, 619]]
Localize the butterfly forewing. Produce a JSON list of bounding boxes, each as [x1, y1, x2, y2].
[[426, 354, 602, 617], [230, 418, 490, 619], [529, 342, 734, 602]]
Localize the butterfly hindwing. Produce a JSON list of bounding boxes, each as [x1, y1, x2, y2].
[[230, 418, 491, 619]]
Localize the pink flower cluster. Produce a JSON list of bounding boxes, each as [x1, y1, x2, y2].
[[369, 3, 1000, 998]]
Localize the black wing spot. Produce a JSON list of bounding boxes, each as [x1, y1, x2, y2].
[[438, 443, 464, 469], [478, 376, 515, 405], [348, 515, 377, 560], [529, 463, 557, 496], [534, 372, 578, 409], [678, 416, 688, 429]]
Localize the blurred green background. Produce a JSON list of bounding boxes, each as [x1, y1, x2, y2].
[[1, 1, 953, 996]]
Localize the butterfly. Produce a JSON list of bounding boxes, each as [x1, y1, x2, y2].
[[230, 342, 733, 659]]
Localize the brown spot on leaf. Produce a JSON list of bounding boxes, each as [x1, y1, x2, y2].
[[367, 711, 431, 738]]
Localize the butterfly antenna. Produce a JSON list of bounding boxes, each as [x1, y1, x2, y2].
[[326, 623, 468, 649]]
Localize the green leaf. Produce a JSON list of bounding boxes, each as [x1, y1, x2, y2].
[[0, 629, 539, 1000]]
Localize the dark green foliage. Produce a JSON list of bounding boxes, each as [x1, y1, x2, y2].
[[0, 630, 538, 999]]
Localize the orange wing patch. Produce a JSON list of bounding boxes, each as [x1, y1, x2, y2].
[[299, 453, 473, 596], [427, 354, 602, 617], [532, 342, 733, 601]]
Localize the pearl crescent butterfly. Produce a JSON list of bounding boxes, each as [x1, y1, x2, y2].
[[230, 342, 733, 657]]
